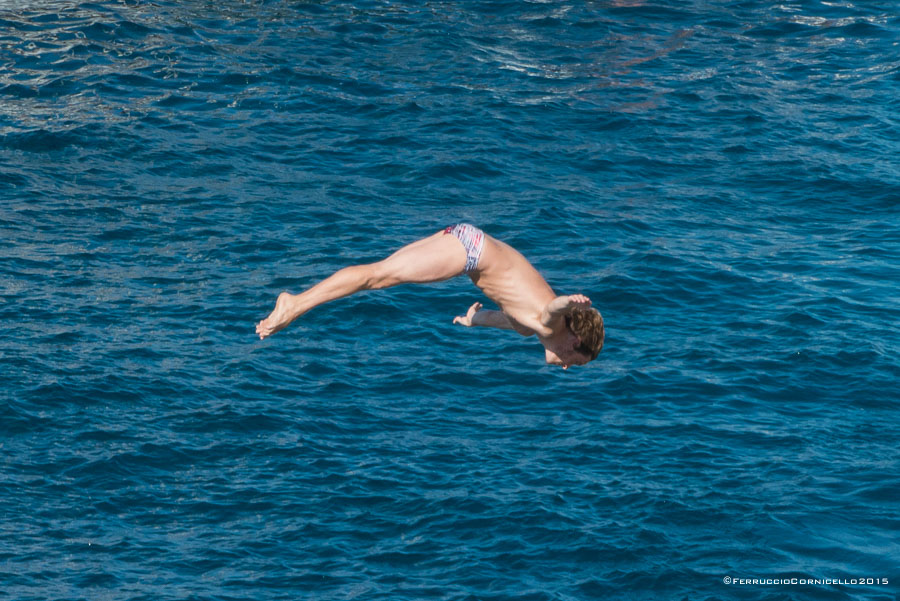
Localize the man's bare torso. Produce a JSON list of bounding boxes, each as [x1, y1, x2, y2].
[[469, 234, 557, 337]]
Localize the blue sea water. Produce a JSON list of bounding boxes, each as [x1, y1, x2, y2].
[[2, 0, 899, 599]]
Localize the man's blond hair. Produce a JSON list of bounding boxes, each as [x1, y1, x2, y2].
[[567, 307, 605, 360]]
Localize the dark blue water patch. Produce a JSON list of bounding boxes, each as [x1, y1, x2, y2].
[[745, 20, 819, 39], [3, 125, 107, 152], [838, 20, 891, 38], [0, 82, 40, 98]]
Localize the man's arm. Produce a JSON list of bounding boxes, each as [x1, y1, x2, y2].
[[540, 294, 592, 327], [453, 302, 514, 330]]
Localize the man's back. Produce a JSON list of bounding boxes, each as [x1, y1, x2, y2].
[[471, 235, 558, 337]]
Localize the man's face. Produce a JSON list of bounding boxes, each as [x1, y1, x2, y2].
[[545, 346, 590, 370]]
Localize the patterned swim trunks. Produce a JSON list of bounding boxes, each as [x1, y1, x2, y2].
[[444, 223, 485, 273]]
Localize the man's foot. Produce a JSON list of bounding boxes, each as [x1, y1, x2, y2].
[[256, 292, 300, 339]]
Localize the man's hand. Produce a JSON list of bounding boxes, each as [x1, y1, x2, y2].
[[567, 294, 591, 309], [453, 301, 483, 327], [540, 294, 592, 327], [454, 302, 516, 330]]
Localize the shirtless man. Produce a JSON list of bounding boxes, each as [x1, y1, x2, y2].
[[256, 224, 605, 369]]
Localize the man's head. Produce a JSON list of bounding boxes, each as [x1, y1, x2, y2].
[[544, 307, 605, 369], [567, 307, 605, 360]]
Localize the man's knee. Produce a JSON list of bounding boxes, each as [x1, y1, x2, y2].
[[365, 261, 398, 290]]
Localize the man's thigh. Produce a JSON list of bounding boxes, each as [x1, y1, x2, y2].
[[370, 231, 467, 287]]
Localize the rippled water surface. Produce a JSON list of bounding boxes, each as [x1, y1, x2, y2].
[[2, 1, 899, 599]]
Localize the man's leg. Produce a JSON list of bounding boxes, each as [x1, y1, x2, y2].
[[256, 230, 467, 339]]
